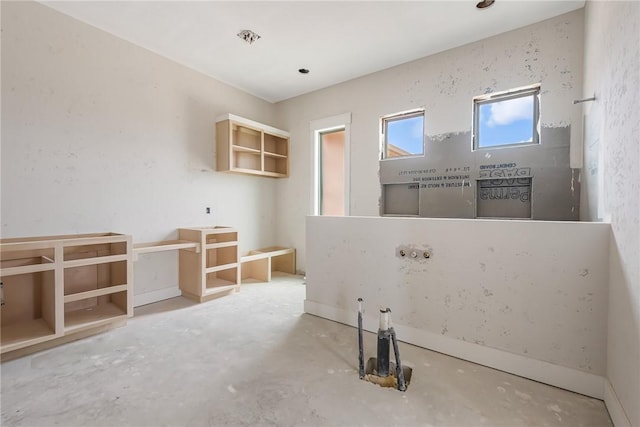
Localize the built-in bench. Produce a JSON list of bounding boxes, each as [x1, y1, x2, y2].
[[240, 247, 296, 283]]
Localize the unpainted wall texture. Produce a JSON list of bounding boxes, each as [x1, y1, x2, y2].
[[582, 1, 640, 425], [276, 10, 585, 270]]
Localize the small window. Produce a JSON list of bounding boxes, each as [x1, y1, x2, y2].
[[381, 110, 424, 159], [473, 85, 540, 150]]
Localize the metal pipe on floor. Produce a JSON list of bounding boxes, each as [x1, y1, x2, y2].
[[357, 298, 365, 379], [390, 327, 406, 392], [377, 308, 391, 377]]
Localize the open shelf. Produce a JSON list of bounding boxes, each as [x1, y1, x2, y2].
[[264, 133, 288, 156], [1, 269, 56, 352], [205, 230, 238, 245], [203, 269, 239, 300], [133, 240, 200, 255], [1, 319, 56, 351], [232, 124, 261, 151], [206, 269, 238, 289], [0, 232, 132, 358], [64, 300, 127, 333], [233, 151, 261, 171], [216, 114, 290, 178], [64, 260, 127, 298], [206, 245, 237, 269], [264, 156, 288, 176], [241, 247, 296, 283], [1, 253, 55, 276]]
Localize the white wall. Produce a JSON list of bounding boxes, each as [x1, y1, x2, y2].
[[305, 216, 610, 398], [1, 2, 281, 301], [276, 10, 585, 272], [581, 2, 640, 426]]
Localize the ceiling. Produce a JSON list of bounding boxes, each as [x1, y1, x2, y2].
[[41, 1, 585, 103]]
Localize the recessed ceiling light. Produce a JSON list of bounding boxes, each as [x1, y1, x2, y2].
[[476, 0, 495, 9], [237, 29, 261, 44], [298, 68, 310, 74]]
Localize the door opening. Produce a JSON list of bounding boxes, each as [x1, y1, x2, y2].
[[310, 113, 351, 216], [319, 129, 345, 215]]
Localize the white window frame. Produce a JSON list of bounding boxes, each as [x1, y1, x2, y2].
[[380, 108, 425, 160], [472, 84, 541, 151]]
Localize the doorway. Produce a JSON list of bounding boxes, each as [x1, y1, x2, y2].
[[319, 129, 345, 215], [310, 113, 351, 216]]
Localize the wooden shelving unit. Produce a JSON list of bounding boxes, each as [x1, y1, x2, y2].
[[178, 227, 240, 303], [0, 233, 132, 359], [216, 114, 290, 178], [241, 247, 296, 283]]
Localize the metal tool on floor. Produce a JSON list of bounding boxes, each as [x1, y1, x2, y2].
[[357, 299, 412, 391]]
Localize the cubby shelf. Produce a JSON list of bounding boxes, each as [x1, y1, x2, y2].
[[1, 320, 55, 353], [241, 247, 296, 283], [178, 227, 240, 303], [64, 302, 127, 334], [216, 114, 290, 178], [0, 232, 132, 360]]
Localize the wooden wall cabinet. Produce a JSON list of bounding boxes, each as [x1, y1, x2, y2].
[[216, 114, 290, 178], [0, 233, 132, 359], [178, 227, 240, 302]]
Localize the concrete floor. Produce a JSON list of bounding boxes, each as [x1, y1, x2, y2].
[[2, 274, 612, 426]]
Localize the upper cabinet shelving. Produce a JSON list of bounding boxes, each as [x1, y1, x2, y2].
[[216, 114, 290, 178]]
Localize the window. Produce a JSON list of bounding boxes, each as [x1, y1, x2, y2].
[[381, 109, 424, 159], [473, 85, 540, 150]]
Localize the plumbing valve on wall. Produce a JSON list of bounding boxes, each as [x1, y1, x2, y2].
[[396, 245, 432, 260]]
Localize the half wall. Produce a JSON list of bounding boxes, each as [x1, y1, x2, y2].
[[305, 216, 609, 398]]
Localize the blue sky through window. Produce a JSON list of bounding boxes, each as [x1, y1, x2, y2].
[[386, 115, 423, 156], [478, 94, 535, 148]]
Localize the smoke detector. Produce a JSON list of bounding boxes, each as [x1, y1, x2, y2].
[[237, 29, 261, 44]]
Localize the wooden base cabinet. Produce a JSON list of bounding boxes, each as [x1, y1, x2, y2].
[[0, 233, 132, 360], [178, 227, 240, 302]]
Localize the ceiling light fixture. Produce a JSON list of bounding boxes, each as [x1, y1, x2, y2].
[[476, 0, 495, 9], [298, 68, 310, 74], [237, 29, 261, 44]]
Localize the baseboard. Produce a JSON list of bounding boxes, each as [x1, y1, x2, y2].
[[604, 379, 632, 427], [305, 300, 604, 399], [134, 287, 181, 307]]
